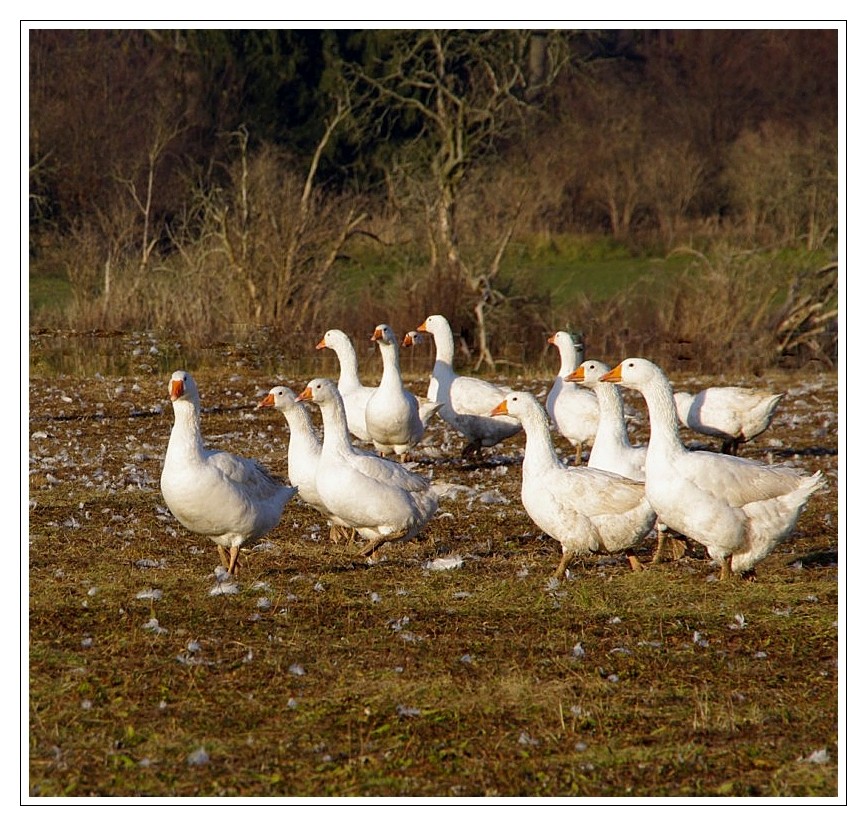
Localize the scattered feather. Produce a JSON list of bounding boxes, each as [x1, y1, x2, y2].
[[518, 731, 539, 746], [728, 613, 746, 630], [572, 642, 586, 658], [187, 747, 209, 766], [477, 490, 508, 505], [397, 704, 421, 718], [389, 616, 411, 632], [136, 588, 163, 601], [802, 748, 830, 764], [142, 617, 167, 634], [209, 582, 240, 596], [426, 555, 464, 571], [288, 663, 305, 676]]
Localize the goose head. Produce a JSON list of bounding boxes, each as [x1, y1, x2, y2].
[[601, 358, 661, 390], [296, 377, 339, 407], [168, 370, 199, 404], [417, 314, 449, 336], [491, 391, 539, 421], [316, 329, 349, 351], [566, 359, 611, 387], [257, 386, 297, 412], [371, 324, 398, 347]]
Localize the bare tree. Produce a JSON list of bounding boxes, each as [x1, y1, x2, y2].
[[641, 140, 705, 246], [347, 30, 568, 368]]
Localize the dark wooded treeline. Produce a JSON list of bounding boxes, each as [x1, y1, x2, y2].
[[28, 28, 838, 371], [29, 28, 837, 241]]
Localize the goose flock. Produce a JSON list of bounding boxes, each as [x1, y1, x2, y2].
[[160, 316, 826, 582]]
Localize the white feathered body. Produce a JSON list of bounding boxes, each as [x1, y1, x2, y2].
[[161, 372, 295, 555], [545, 332, 598, 454], [366, 324, 425, 456], [303, 378, 438, 543], [317, 329, 375, 443], [418, 314, 521, 450], [608, 359, 824, 574], [497, 392, 655, 559], [673, 387, 784, 447]]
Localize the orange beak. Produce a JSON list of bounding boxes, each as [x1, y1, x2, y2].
[[416, 321, 428, 333], [169, 379, 184, 401], [490, 400, 509, 417], [296, 387, 313, 402], [257, 393, 275, 409], [565, 366, 584, 383], [371, 328, 384, 342], [402, 333, 414, 347], [315, 337, 327, 350], [600, 364, 623, 383], [546, 333, 557, 345]]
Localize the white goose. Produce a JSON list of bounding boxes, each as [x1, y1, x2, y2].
[[160, 370, 296, 575], [257, 385, 352, 542], [316, 329, 375, 443], [545, 331, 599, 464], [567, 359, 646, 481], [673, 386, 785, 455], [602, 358, 825, 579], [297, 378, 439, 559], [491, 391, 656, 580], [568, 359, 678, 563], [416, 314, 521, 456], [366, 323, 426, 460]]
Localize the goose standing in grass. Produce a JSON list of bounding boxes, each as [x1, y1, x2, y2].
[[602, 358, 825, 579], [415, 314, 521, 456], [491, 391, 656, 580], [257, 385, 351, 542], [366, 323, 426, 460], [316, 329, 375, 443], [568, 359, 677, 563], [160, 370, 296, 576], [297, 378, 438, 560], [545, 331, 599, 464], [567, 359, 646, 480], [673, 386, 785, 455]]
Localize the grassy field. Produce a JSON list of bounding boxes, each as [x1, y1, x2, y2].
[[26, 351, 839, 799]]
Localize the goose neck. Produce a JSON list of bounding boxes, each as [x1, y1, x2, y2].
[[168, 399, 204, 459], [639, 376, 684, 455], [319, 397, 355, 455], [593, 383, 629, 442], [519, 407, 562, 473], [432, 327, 455, 367]]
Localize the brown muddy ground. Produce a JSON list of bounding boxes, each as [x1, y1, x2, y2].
[[27, 359, 839, 798]]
